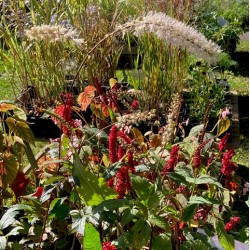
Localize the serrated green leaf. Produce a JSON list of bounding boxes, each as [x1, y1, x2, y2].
[[152, 233, 172, 250], [73, 154, 117, 206], [83, 223, 102, 250], [6, 117, 35, 145], [182, 204, 198, 222], [215, 220, 234, 250]]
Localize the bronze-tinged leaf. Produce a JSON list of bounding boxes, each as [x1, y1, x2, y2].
[[6, 117, 35, 145], [0, 103, 16, 112], [149, 134, 162, 148], [0, 152, 19, 188], [129, 127, 144, 145], [77, 85, 96, 111], [217, 117, 231, 137]]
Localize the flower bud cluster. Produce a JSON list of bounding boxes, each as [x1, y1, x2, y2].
[[117, 109, 157, 126], [161, 93, 181, 144], [25, 24, 85, 45]]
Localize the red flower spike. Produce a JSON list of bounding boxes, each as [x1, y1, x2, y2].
[[193, 139, 210, 169], [218, 133, 230, 151], [108, 125, 118, 163], [161, 145, 179, 175], [118, 146, 125, 161], [116, 166, 131, 199], [102, 241, 117, 250], [127, 150, 135, 173], [107, 177, 114, 188], [221, 149, 237, 177], [118, 130, 133, 144], [225, 217, 240, 231], [10, 171, 30, 198]]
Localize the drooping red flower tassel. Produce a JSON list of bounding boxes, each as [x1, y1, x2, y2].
[[108, 125, 118, 164], [225, 217, 240, 231], [161, 145, 179, 175], [102, 241, 117, 250], [207, 152, 215, 165], [221, 149, 237, 177], [218, 133, 230, 151]]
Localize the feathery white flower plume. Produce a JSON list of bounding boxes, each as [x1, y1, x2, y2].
[[116, 12, 221, 63]]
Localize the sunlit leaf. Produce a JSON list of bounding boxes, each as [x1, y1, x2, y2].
[[0, 103, 16, 112], [83, 222, 102, 250], [215, 220, 234, 250], [77, 85, 96, 111], [73, 154, 117, 206], [109, 78, 117, 88]]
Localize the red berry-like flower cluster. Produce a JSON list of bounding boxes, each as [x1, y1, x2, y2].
[[116, 166, 131, 199], [102, 241, 117, 250], [221, 149, 237, 177], [225, 217, 240, 231], [218, 133, 230, 151]]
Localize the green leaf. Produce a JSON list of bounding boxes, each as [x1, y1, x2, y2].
[[94, 199, 131, 213], [131, 176, 155, 202], [217, 117, 231, 136], [182, 204, 198, 222], [152, 233, 172, 250], [189, 196, 213, 205], [73, 154, 117, 206], [102, 162, 123, 180], [148, 213, 171, 232], [83, 223, 102, 250], [130, 219, 151, 249], [0, 236, 7, 250], [6, 117, 35, 145], [48, 198, 70, 221], [215, 220, 235, 250]]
